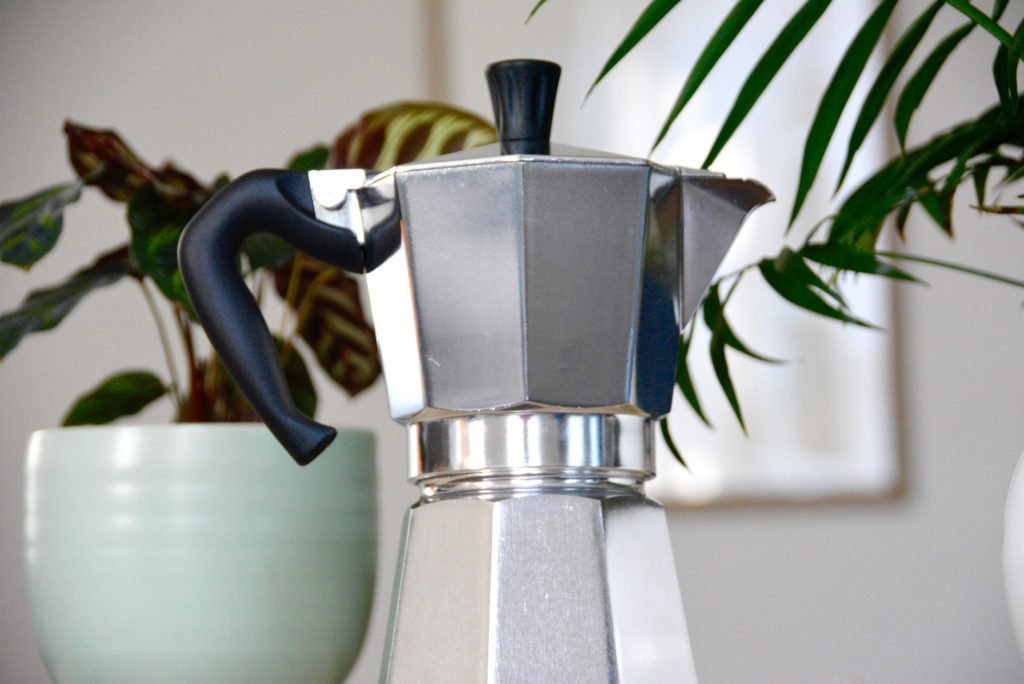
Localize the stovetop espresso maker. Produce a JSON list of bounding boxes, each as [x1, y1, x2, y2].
[[179, 59, 771, 682]]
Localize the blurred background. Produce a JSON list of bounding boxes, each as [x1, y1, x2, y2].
[[1, 1, 1022, 682]]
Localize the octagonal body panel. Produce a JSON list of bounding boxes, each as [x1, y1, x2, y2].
[[382, 492, 696, 683], [365, 154, 682, 423]]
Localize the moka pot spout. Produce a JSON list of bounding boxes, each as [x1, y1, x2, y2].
[[678, 174, 774, 325]]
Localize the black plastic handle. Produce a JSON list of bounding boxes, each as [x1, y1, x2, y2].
[[486, 59, 560, 155], [179, 169, 364, 465]]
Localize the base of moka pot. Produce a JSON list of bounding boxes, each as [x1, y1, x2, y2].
[[380, 413, 697, 683]]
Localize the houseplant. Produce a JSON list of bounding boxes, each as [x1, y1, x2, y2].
[[536, 0, 1024, 656], [2, 103, 495, 423], [5, 103, 496, 683]]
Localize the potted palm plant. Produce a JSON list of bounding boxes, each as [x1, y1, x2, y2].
[[537, 0, 1023, 657]]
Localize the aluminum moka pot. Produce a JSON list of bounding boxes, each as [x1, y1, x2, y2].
[[179, 59, 771, 683]]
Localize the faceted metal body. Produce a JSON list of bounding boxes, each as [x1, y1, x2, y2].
[[308, 145, 771, 425], [303, 142, 771, 684], [381, 414, 696, 684]]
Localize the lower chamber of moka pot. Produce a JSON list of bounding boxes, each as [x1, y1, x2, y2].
[[381, 413, 699, 683]]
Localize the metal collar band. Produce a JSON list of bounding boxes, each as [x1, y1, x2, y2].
[[409, 413, 654, 489]]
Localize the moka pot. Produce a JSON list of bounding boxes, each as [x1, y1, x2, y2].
[[179, 59, 772, 683]]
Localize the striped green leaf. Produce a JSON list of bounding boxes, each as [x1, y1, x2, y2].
[[0, 246, 133, 359], [0, 179, 83, 269]]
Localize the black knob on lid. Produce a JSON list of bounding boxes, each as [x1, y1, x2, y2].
[[486, 59, 560, 154]]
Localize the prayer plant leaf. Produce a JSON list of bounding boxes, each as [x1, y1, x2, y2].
[[62, 370, 167, 426], [676, 329, 710, 427], [287, 145, 329, 172], [274, 258, 381, 396], [125, 180, 209, 311], [0, 179, 83, 269], [836, 1, 943, 192], [289, 101, 497, 396], [0, 246, 133, 359], [791, 0, 897, 225], [329, 102, 496, 171], [800, 242, 920, 281], [703, 0, 832, 169], [758, 250, 876, 328], [276, 337, 318, 418], [894, 22, 974, 149], [242, 234, 295, 272], [588, 0, 685, 97], [127, 183, 200, 311], [65, 122, 210, 206], [653, 0, 764, 150]]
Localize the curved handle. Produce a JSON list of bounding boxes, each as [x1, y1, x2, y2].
[[179, 169, 364, 465]]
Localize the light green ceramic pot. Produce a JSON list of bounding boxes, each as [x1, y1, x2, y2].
[[24, 424, 376, 684]]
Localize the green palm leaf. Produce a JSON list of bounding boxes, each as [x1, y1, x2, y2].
[[790, 0, 898, 226], [993, 15, 1024, 116], [703, 0, 832, 169], [527, 0, 549, 21], [708, 327, 746, 432], [652, 0, 764, 150], [894, 22, 974, 148], [836, 1, 943, 192], [588, 0, 686, 97], [676, 328, 710, 426], [660, 417, 688, 468], [831, 98, 1022, 247], [942, 0, 1014, 47], [758, 249, 875, 327]]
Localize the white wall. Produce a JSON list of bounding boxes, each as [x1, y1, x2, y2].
[[1, 2, 1022, 683]]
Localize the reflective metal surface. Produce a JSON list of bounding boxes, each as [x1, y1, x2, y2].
[[303, 96, 770, 684], [381, 482, 696, 683], [307, 154, 771, 425], [410, 412, 652, 482]]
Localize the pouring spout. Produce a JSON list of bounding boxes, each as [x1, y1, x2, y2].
[[680, 173, 774, 324]]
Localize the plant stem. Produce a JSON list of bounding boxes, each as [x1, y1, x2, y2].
[[278, 255, 306, 340], [174, 304, 204, 421], [137, 279, 183, 409]]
